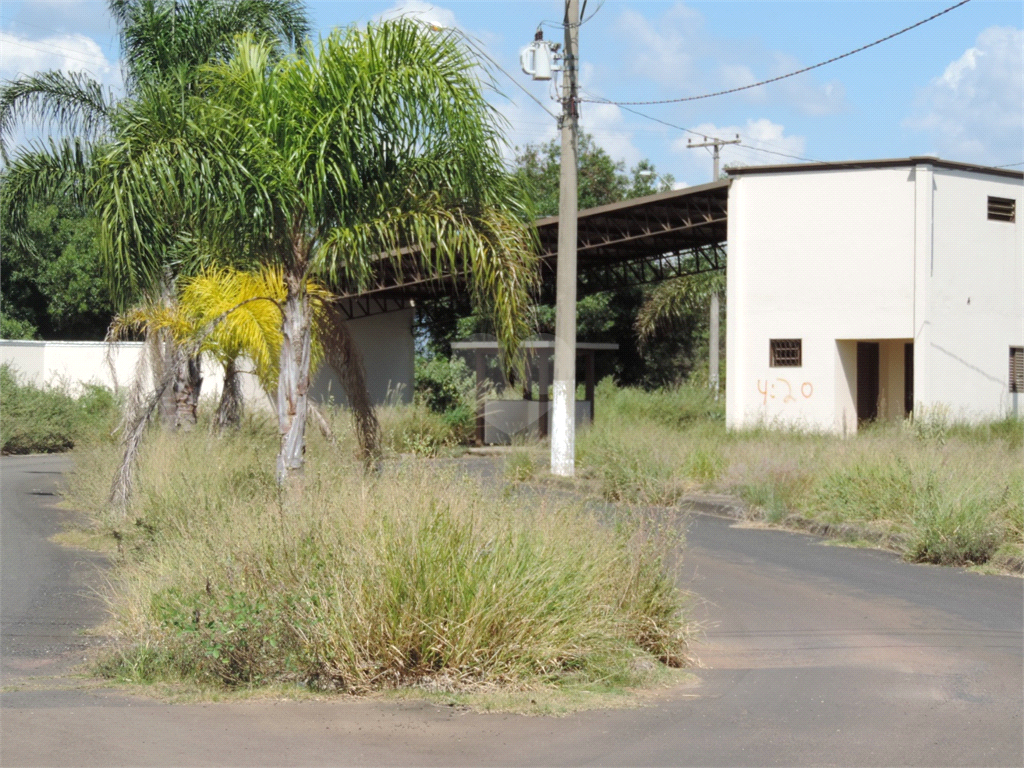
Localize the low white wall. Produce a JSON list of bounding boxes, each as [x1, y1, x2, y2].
[[1, 340, 147, 394], [1, 308, 416, 411], [483, 400, 592, 445]]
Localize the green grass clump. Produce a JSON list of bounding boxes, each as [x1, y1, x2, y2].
[[591, 377, 723, 429], [378, 402, 470, 457], [68, 426, 689, 693], [577, 381, 1023, 571], [504, 449, 536, 482], [0, 363, 118, 454]]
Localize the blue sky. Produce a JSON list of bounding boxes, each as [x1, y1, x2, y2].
[[2, 0, 1021, 187]]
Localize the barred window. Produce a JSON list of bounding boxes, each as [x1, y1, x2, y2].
[[1011, 347, 1024, 393], [770, 339, 802, 367], [988, 196, 1016, 222]]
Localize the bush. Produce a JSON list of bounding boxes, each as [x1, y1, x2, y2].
[[414, 355, 476, 415], [0, 364, 117, 454], [909, 479, 1005, 566], [379, 403, 469, 456], [69, 429, 690, 692], [577, 381, 1023, 571], [592, 377, 723, 429]]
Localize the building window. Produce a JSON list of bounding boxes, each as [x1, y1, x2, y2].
[[988, 196, 1016, 222], [770, 339, 802, 367], [1011, 347, 1024, 393]]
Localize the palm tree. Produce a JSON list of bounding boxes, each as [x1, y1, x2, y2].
[[0, 0, 309, 427], [1, 0, 308, 158], [635, 267, 725, 385], [95, 22, 539, 486], [110, 266, 307, 429]]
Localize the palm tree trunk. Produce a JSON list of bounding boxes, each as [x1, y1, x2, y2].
[[173, 354, 203, 430], [154, 327, 178, 427], [319, 304, 380, 462], [215, 358, 243, 432], [276, 270, 312, 485]]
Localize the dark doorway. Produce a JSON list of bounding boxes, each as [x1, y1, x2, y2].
[[904, 343, 914, 416], [857, 342, 880, 423]]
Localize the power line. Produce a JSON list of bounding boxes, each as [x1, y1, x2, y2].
[[455, 32, 560, 120], [0, 36, 114, 70], [580, 0, 973, 106], [538, 0, 605, 31], [579, 87, 822, 162]]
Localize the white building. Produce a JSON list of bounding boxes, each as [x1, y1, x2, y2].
[[725, 157, 1023, 432]]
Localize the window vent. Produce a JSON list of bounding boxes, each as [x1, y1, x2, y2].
[[770, 339, 802, 367], [988, 196, 1016, 222], [1011, 347, 1024, 394]]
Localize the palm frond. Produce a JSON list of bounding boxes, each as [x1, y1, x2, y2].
[[0, 137, 96, 251], [0, 70, 113, 160], [114, 0, 309, 92], [635, 270, 726, 345], [178, 266, 327, 391]]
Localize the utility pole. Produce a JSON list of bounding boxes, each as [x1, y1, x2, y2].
[[551, 0, 580, 476], [686, 135, 737, 400], [686, 134, 740, 181]]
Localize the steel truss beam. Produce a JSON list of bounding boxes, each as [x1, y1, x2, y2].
[[330, 294, 408, 321]]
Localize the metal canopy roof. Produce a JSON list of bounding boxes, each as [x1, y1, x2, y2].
[[533, 178, 728, 297], [333, 178, 729, 319]]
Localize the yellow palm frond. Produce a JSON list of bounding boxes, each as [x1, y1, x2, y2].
[[178, 266, 326, 392]]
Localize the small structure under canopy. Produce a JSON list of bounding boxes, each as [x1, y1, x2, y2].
[[451, 338, 619, 445]]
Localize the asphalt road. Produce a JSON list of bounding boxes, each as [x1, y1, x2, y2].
[[2, 454, 1021, 767]]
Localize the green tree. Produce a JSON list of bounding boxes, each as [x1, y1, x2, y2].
[[0, 0, 309, 423], [0, 201, 117, 340], [511, 133, 673, 217], [96, 24, 538, 486]]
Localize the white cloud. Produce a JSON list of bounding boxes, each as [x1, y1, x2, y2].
[[617, 5, 703, 89], [763, 53, 845, 117], [0, 30, 117, 82], [8, 1, 116, 38], [495, 95, 559, 164], [615, 4, 846, 115], [376, 1, 459, 30], [907, 26, 1023, 166], [582, 101, 643, 167], [671, 119, 807, 182]]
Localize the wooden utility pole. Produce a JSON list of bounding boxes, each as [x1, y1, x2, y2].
[[687, 135, 737, 400], [551, 0, 579, 476]]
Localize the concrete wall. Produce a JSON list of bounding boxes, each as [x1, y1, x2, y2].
[[726, 166, 916, 431], [0, 340, 148, 394], [726, 161, 1023, 432], [916, 167, 1023, 419], [309, 307, 415, 406], [2, 308, 417, 409]]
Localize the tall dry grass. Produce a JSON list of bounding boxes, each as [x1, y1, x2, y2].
[[66, 414, 689, 692], [578, 380, 1023, 570]]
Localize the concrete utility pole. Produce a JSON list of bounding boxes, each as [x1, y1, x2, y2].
[[686, 135, 737, 400], [551, 0, 580, 477], [686, 134, 740, 181]]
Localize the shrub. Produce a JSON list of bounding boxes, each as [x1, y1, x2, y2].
[[592, 377, 723, 429], [909, 478, 1005, 566], [0, 363, 118, 454], [414, 355, 476, 415], [504, 449, 536, 482], [577, 381, 1022, 571], [379, 403, 467, 457], [70, 430, 690, 692]]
